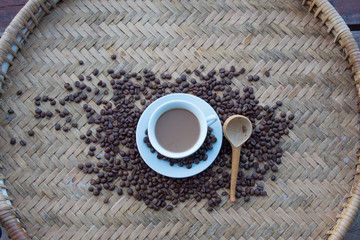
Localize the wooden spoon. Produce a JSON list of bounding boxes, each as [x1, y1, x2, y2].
[[223, 115, 253, 203]]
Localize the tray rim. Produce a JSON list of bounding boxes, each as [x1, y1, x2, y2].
[[0, 0, 359, 239]]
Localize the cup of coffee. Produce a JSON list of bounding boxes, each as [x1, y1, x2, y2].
[[148, 100, 218, 159]]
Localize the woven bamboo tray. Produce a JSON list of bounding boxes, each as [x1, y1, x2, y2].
[[0, 0, 359, 239]]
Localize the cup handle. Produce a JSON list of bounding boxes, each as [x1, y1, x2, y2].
[[206, 115, 218, 126]]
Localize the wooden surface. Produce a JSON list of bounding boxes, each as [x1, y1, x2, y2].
[[0, 0, 27, 35], [330, 0, 360, 25], [330, 0, 360, 49]]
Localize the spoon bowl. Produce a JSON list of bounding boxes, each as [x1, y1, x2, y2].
[[223, 115, 253, 147], [223, 115, 253, 203]]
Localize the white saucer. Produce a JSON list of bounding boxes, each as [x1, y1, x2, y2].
[[136, 93, 223, 178]]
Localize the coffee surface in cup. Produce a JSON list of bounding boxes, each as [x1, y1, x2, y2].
[[155, 108, 200, 153]]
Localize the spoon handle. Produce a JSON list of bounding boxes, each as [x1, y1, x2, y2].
[[230, 145, 241, 203]]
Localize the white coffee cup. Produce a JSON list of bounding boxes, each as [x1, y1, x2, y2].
[[148, 100, 218, 159]]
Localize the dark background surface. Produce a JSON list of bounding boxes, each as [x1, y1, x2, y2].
[[0, 0, 359, 239]]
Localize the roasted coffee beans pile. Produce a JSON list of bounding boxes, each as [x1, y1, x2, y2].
[[29, 59, 294, 211], [144, 127, 217, 169]]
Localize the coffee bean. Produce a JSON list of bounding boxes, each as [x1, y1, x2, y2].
[[253, 75, 260, 81], [16, 90, 23, 95], [46, 111, 53, 118], [86, 130, 92, 136], [248, 75, 253, 81], [7, 109, 14, 114], [288, 114, 295, 120], [200, 64, 205, 69], [55, 124, 61, 131], [28, 130, 34, 136], [10, 138, 16, 145], [20, 140, 26, 146], [65, 83, 73, 91], [271, 165, 278, 172], [93, 69, 99, 76], [93, 189, 100, 196], [166, 205, 174, 211], [265, 70, 270, 77], [117, 189, 123, 195], [271, 175, 276, 181], [79, 60, 84, 65], [62, 126, 69, 132], [78, 75, 84, 81], [111, 54, 116, 60]]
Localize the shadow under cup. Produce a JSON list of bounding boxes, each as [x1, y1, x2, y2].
[[148, 100, 217, 159]]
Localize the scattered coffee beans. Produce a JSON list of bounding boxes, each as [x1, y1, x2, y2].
[[24, 60, 293, 211]]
